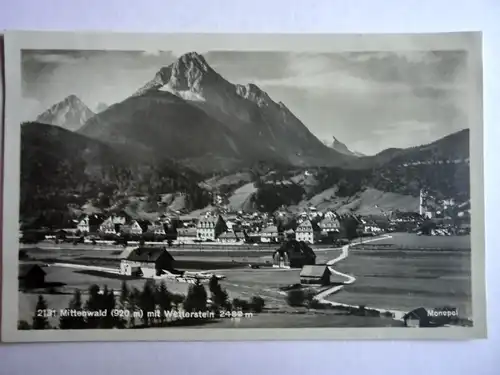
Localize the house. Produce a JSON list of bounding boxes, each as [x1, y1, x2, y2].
[[120, 247, 175, 278], [260, 225, 281, 243], [76, 214, 105, 234], [403, 307, 431, 327], [319, 217, 341, 234], [179, 214, 198, 227], [108, 212, 130, 226], [272, 240, 316, 268], [146, 223, 166, 237], [218, 231, 241, 243], [300, 265, 331, 286], [99, 217, 119, 235], [177, 228, 198, 243], [361, 219, 382, 235], [196, 215, 227, 241], [323, 211, 337, 219], [120, 220, 144, 236], [295, 220, 321, 244], [18, 264, 46, 288]]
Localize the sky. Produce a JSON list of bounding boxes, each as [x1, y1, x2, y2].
[[21, 48, 469, 155]]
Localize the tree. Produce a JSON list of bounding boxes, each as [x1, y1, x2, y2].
[[340, 216, 359, 241], [18, 320, 31, 330], [183, 280, 208, 313], [171, 293, 185, 310], [250, 296, 265, 313], [128, 287, 141, 328], [232, 298, 250, 312], [139, 280, 156, 327], [419, 219, 437, 235], [32, 295, 50, 330], [208, 276, 229, 310], [286, 289, 306, 307], [84, 284, 102, 329], [59, 289, 86, 329], [119, 280, 130, 309], [155, 281, 172, 326], [101, 286, 116, 328]]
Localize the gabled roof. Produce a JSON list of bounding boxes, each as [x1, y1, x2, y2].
[[300, 265, 330, 278], [320, 217, 340, 225], [177, 227, 198, 236], [297, 220, 321, 231], [261, 225, 279, 233], [219, 231, 239, 239], [19, 264, 46, 278], [403, 307, 429, 320], [125, 247, 173, 262], [198, 215, 223, 224]]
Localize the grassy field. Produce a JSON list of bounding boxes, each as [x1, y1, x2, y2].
[[207, 311, 405, 328], [329, 234, 472, 318], [355, 233, 471, 250]]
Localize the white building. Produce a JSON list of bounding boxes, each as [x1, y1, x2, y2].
[[295, 220, 321, 244]]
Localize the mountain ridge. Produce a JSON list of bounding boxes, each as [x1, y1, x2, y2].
[[126, 51, 348, 170], [36, 95, 95, 132]]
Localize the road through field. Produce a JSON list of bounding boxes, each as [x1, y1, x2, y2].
[[315, 234, 407, 320]]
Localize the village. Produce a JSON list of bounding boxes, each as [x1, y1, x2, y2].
[[21, 188, 471, 248]]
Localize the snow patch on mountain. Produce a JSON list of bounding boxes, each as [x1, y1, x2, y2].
[[158, 83, 206, 101]]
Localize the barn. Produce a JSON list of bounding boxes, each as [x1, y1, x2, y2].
[[300, 265, 331, 286], [120, 247, 175, 278], [19, 264, 46, 288], [272, 240, 316, 268], [403, 307, 431, 327]]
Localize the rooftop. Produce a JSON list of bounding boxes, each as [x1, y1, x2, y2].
[[125, 247, 173, 262], [300, 265, 330, 278]]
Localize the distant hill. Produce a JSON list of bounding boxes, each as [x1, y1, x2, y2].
[[20, 122, 211, 226], [346, 128, 470, 170], [36, 95, 95, 131], [211, 129, 471, 213]]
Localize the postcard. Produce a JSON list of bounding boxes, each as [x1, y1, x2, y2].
[[1, 31, 485, 342]]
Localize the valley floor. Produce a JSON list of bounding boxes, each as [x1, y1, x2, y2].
[[17, 233, 472, 328]]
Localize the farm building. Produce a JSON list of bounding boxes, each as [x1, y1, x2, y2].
[[177, 227, 198, 242], [218, 231, 242, 243], [300, 265, 331, 286], [120, 247, 175, 278], [260, 225, 282, 243], [19, 264, 46, 288], [273, 240, 316, 268], [403, 307, 431, 327]]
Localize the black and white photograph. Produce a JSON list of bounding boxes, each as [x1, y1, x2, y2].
[[1, 31, 485, 342]]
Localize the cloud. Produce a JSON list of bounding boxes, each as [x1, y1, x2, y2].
[[141, 50, 165, 56], [23, 52, 83, 65], [371, 120, 437, 136]]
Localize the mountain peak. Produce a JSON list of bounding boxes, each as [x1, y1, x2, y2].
[[64, 94, 82, 103], [177, 52, 208, 68], [325, 135, 362, 157], [35, 95, 95, 132]]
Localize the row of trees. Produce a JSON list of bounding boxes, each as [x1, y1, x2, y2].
[[20, 277, 266, 330]]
